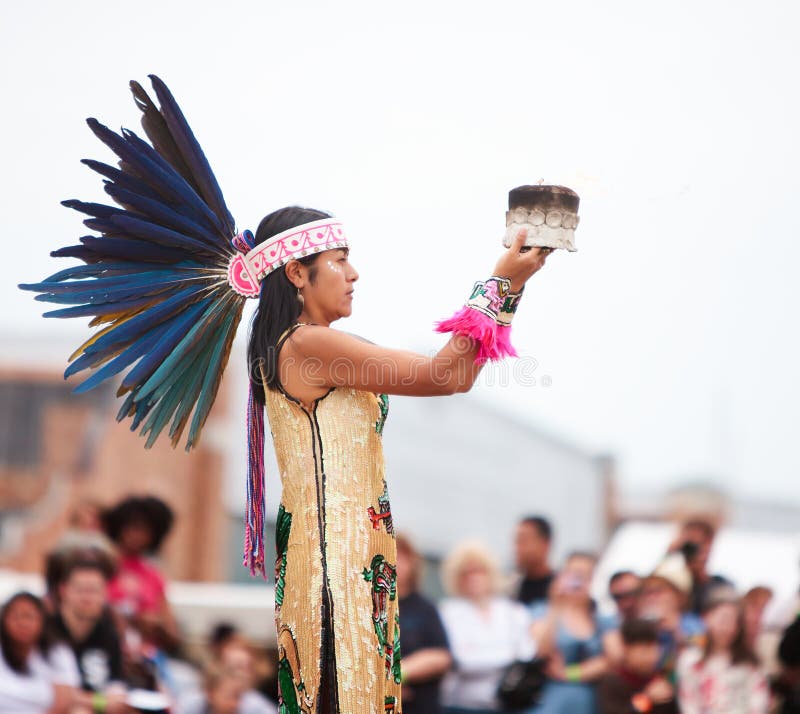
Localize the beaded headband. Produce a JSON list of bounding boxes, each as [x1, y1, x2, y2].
[[227, 218, 349, 298]]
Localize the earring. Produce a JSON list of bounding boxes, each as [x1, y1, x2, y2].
[[297, 288, 304, 308]]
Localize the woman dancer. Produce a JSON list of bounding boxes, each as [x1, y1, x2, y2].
[[250, 207, 547, 713], [21, 76, 552, 712]]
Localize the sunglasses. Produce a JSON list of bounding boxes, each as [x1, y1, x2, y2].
[[611, 588, 641, 601]]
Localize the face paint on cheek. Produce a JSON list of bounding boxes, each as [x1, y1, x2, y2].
[[324, 259, 344, 274]]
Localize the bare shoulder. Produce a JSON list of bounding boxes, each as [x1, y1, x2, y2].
[[284, 324, 374, 360]]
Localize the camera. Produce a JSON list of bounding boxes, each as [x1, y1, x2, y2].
[[680, 541, 700, 562]]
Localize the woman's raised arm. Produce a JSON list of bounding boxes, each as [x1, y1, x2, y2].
[[279, 230, 552, 399]]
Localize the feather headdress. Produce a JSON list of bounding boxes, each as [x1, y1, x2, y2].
[[19, 76, 270, 573]]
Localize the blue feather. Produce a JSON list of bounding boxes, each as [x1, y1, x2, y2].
[[107, 215, 225, 256], [71, 326, 167, 391], [138, 329, 215, 446], [42, 294, 158, 319], [120, 127, 228, 240], [168, 357, 209, 443], [121, 297, 213, 390], [143, 326, 225, 447], [61, 199, 126, 221], [66, 318, 171, 376], [50, 245, 104, 263], [23, 76, 246, 451], [85, 286, 206, 354], [116, 390, 137, 421], [86, 119, 223, 234], [39, 262, 156, 283], [103, 183, 225, 248], [187, 309, 238, 448], [23, 268, 206, 296], [141, 337, 209, 407], [82, 159, 163, 201], [129, 395, 155, 431], [78, 236, 187, 263], [148, 75, 236, 236], [132, 297, 223, 401]]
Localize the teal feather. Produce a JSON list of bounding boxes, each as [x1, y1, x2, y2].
[[132, 295, 226, 403], [187, 309, 239, 449]]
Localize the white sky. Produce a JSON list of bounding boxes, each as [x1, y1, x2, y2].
[[2, 1, 799, 504]]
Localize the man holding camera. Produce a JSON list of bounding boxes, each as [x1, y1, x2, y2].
[[672, 520, 733, 615]]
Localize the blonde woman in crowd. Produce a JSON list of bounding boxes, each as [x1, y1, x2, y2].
[[438, 541, 535, 714]]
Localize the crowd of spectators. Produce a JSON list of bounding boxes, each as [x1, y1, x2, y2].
[[0, 496, 277, 713], [400, 517, 800, 714], [1, 499, 799, 714]]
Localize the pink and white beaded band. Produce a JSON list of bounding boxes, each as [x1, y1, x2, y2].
[[227, 218, 348, 298]]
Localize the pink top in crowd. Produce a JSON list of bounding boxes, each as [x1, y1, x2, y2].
[[108, 555, 166, 616]]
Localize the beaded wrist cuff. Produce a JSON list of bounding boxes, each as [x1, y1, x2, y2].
[[497, 286, 524, 327], [467, 276, 512, 317], [435, 276, 518, 364]]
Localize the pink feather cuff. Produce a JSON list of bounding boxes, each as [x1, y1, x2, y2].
[[435, 277, 518, 364], [435, 307, 517, 364]]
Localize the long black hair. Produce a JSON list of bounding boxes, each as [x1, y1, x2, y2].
[[247, 206, 331, 401], [0, 591, 53, 674]]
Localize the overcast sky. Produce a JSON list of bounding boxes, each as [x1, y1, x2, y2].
[[2, 1, 798, 504]]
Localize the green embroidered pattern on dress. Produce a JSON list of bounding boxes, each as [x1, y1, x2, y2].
[[375, 393, 389, 435], [275, 504, 292, 609]]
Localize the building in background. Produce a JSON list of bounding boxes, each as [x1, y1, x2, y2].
[[0, 333, 230, 583], [616, 481, 800, 534]]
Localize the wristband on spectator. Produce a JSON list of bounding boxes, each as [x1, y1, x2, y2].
[[434, 276, 517, 363], [564, 664, 582, 682], [92, 692, 108, 713]]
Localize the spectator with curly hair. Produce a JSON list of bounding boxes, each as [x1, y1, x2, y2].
[[102, 495, 179, 651]]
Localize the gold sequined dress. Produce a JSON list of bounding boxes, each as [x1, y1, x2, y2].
[[265, 325, 401, 713]]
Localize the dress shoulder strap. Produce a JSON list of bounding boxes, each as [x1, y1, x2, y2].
[[275, 321, 311, 353], [270, 322, 313, 400]]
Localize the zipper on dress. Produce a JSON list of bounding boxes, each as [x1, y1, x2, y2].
[[305, 397, 339, 711]]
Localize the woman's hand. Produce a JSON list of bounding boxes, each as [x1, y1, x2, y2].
[[544, 651, 567, 680], [493, 228, 553, 292], [645, 677, 675, 703]]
